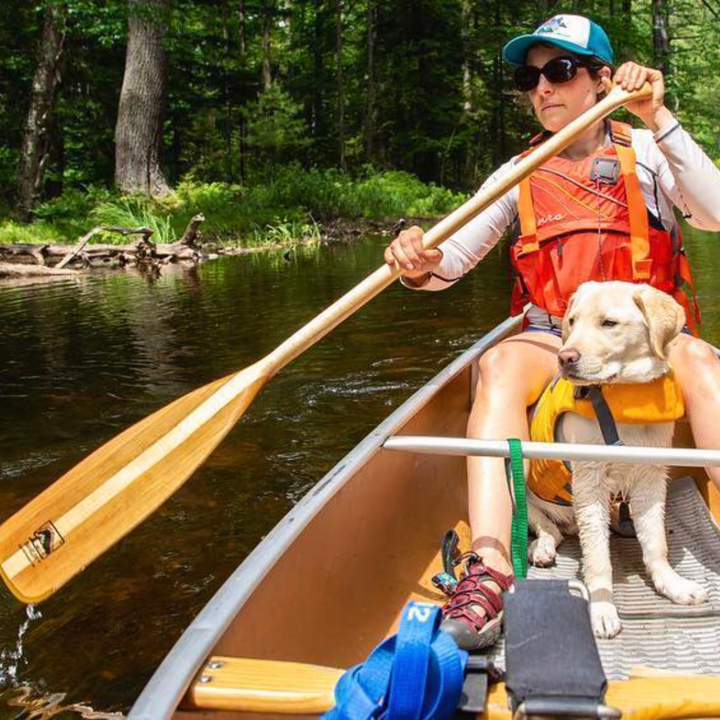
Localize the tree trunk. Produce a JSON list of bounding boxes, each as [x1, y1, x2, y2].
[[16, 2, 67, 221], [491, 0, 506, 165], [238, 0, 246, 55], [335, 0, 345, 169], [312, 0, 323, 139], [261, 0, 273, 90], [238, 0, 247, 180], [652, 0, 671, 76], [114, 0, 171, 196], [461, 0, 472, 116], [364, 0, 377, 163]]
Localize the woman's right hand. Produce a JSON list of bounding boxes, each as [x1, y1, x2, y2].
[[384, 225, 443, 282]]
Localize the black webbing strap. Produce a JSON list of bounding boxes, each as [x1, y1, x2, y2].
[[574, 385, 623, 446], [504, 580, 619, 718]]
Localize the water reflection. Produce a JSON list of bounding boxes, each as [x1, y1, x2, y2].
[[0, 227, 718, 714]]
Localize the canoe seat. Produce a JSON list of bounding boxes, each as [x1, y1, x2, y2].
[[181, 656, 342, 714]]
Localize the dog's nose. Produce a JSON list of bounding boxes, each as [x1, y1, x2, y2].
[[558, 348, 581, 367]]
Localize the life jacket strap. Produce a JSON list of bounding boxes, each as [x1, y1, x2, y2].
[[574, 386, 623, 446], [610, 122, 652, 281]]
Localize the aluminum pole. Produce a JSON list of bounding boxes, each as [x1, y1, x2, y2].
[[383, 436, 720, 467]]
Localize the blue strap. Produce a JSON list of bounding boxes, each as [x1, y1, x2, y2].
[[324, 602, 467, 720]]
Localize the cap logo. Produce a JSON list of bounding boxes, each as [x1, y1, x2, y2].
[[534, 15, 591, 49], [537, 17, 568, 35]]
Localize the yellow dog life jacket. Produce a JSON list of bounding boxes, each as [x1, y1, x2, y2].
[[528, 373, 684, 506]]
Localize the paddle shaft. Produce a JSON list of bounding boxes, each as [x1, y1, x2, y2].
[[0, 84, 651, 604], [262, 83, 653, 375]]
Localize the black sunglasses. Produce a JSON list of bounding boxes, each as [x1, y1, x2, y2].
[[514, 56, 591, 92]]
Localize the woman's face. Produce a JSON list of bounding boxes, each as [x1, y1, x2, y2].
[[525, 44, 609, 132]]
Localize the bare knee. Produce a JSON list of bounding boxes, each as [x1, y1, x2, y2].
[[671, 336, 718, 370], [475, 340, 556, 405], [477, 344, 524, 389]]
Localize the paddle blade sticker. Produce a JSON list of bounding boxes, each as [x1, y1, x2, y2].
[[21, 522, 65, 565]]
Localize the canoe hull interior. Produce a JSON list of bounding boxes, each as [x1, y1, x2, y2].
[[126, 317, 720, 719], [185, 363, 472, 685]]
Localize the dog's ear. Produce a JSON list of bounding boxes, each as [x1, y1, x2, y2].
[[561, 293, 578, 344], [633, 285, 685, 359]]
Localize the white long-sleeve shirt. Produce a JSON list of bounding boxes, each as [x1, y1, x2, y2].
[[409, 119, 720, 300]]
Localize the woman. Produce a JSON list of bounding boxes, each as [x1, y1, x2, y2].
[[385, 14, 720, 650]]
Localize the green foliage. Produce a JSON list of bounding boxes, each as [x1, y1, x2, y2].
[[0, 220, 67, 244], [89, 197, 177, 243], [245, 218, 321, 248], [3, 0, 719, 217], [0, 169, 465, 246], [242, 83, 311, 170]]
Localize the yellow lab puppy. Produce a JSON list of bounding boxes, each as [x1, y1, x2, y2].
[[527, 281, 708, 639]]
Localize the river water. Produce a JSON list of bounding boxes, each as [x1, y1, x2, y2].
[[0, 228, 719, 715]]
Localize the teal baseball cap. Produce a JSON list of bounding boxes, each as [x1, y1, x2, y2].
[[503, 15, 614, 67]]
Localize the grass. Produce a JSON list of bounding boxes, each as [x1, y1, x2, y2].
[[0, 166, 467, 248]]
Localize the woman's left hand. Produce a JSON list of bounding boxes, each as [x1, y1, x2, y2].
[[608, 61, 674, 132]]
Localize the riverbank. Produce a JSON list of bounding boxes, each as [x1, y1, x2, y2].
[[0, 167, 465, 251]]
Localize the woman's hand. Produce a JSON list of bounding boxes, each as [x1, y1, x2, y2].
[[610, 61, 674, 132], [384, 225, 443, 284]]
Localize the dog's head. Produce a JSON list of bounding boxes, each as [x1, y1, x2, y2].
[[559, 281, 685, 384]]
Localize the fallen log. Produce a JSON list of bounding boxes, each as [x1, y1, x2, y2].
[[0, 243, 50, 265], [178, 214, 205, 247], [0, 262, 78, 279], [56, 225, 152, 269], [0, 214, 208, 272]]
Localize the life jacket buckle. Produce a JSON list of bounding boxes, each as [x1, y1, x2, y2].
[[590, 157, 620, 185]]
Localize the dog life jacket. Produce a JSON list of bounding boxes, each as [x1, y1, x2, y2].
[[510, 120, 701, 333], [528, 372, 684, 506]]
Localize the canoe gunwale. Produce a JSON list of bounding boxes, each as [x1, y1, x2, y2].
[[128, 315, 523, 719]]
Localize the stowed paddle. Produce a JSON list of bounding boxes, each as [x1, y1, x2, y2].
[[0, 84, 652, 604]]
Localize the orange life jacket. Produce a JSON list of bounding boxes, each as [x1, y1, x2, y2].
[[509, 120, 701, 334]]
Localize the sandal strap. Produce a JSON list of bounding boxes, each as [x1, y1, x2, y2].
[[452, 577, 503, 615], [481, 564, 514, 592], [457, 605, 499, 632], [448, 592, 498, 621]]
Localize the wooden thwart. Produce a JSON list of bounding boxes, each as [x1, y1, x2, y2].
[[181, 655, 720, 718], [182, 657, 342, 714]]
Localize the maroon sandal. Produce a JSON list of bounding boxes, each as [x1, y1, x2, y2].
[[439, 552, 514, 651]]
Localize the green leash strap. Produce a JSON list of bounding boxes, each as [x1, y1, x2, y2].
[[507, 438, 528, 579]]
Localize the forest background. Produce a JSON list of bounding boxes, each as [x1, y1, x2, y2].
[[1, 0, 719, 247]]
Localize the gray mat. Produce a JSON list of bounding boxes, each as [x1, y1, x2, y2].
[[489, 476, 720, 680]]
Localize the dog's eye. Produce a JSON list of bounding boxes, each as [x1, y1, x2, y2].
[[568, 317, 575, 327], [601, 319, 618, 328]]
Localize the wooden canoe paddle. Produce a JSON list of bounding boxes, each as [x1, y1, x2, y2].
[[0, 84, 652, 604]]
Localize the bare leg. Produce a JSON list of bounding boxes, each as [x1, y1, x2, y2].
[[669, 334, 720, 488], [441, 330, 561, 649], [467, 331, 562, 572]]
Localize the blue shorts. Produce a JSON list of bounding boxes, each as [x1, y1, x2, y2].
[[524, 324, 562, 338]]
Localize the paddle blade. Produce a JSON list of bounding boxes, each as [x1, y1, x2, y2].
[[0, 362, 269, 604]]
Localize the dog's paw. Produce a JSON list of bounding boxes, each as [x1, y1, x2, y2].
[[591, 601, 622, 639], [654, 573, 708, 606], [528, 536, 557, 567]]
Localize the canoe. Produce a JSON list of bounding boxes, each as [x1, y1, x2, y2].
[[129, 314, 720, 719]]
